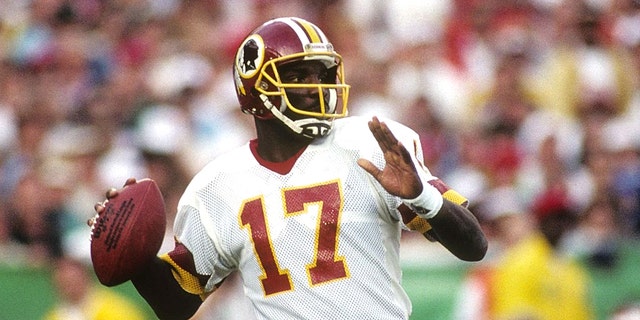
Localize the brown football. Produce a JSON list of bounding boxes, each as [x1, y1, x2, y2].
[[90, 178, 166, 286]]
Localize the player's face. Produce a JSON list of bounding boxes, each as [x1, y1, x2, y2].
[[278, 60, 333, 119]]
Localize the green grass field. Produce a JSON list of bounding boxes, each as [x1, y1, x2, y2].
[[2, 240, 639, 320]]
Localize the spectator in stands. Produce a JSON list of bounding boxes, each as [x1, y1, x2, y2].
[[562, 195, 622, 269], [0, 199, 30, 267], [537, 0, 635, 121], [1, 0, 640, 317], [453, 186, 532, 320], [6, 172, 63, 266], [489, 187, 594, 320], [44, 256, 146, 320]]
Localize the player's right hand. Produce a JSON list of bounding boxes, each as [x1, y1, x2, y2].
[[88, 177, 138, 228]]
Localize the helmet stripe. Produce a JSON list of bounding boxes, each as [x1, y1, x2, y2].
[[293, 18, 322, 43], [273, 17, 328, 48], [275, 18, 312, 46]]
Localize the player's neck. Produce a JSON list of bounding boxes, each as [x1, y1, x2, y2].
[[249, 139, 307, 175], [254, 118, 313, 162]]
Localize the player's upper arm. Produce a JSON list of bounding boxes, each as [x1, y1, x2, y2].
[[160, 242, 214, 299]]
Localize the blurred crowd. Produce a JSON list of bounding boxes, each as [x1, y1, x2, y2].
[[1, 0, 640, 318]]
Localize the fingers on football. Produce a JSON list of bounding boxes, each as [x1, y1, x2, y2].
[[87, 213, 99, 227], [105, 188, 118, 199], [94, 200, 108, 213], [124, 177, 137, 187], [103, 177, 137, 200]]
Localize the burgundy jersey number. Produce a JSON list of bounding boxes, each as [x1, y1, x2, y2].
[[239, 181, 349, 296]]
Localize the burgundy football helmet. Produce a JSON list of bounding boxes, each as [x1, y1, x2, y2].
[[233, 17, 350, 139]]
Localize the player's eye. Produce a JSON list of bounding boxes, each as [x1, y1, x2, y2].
[[280, 61, 328, 84], [318, 70, 330, 84], [284, 74, 302, 83]]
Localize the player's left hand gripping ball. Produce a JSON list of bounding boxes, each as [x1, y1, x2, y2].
[[89, 178, 166, 286]]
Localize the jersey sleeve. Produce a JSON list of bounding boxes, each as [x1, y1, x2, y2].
[[168, 191, 236, 296], [159, 242, 212, 299]]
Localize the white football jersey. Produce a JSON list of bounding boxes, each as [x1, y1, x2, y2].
[[173, 116, 435, 320]]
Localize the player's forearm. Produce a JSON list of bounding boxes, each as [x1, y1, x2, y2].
[[427, 200, 488, 261], [132, 257, 202, 320]]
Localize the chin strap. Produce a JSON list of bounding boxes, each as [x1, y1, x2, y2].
[[259, 94, 333, 139]]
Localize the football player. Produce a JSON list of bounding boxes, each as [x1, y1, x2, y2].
[[93, 17, 487, 320]]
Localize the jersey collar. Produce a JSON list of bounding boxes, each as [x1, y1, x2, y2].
[[249, 139, 307, 175]]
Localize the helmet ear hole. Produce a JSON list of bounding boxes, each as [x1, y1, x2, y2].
[[249, 87, 261, 98]]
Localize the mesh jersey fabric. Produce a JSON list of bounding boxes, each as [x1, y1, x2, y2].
[[172, 116, 436, 320]]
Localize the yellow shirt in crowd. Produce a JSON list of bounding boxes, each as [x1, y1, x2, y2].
[[44, 287, 145, 320], [491, 232, 593, 320]]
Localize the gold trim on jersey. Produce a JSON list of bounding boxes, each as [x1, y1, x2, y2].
[[405, 216, 433, 234], [443, 189, 469, 208], [400, 185, 468, 234], [159, 253, 209, 299]]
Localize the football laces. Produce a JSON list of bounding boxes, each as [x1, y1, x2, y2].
[[88, 213, 99, 241]]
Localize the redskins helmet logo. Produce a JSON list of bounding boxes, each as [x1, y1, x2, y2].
[[236, 34, 265, 78]]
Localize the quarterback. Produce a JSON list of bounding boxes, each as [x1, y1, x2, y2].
[[93, 17, 487, 319]]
